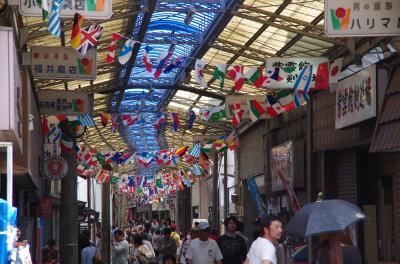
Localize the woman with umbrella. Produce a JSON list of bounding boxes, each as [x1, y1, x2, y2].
[[285, 199, 365, 264]]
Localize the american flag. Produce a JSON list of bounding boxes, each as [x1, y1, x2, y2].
[[77, 24, 104, 56]]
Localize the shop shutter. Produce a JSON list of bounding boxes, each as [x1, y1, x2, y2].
[[324, 149, 357, 204], [394, 155, 400, 261]]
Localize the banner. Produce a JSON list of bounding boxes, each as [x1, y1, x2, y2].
[[19, 0, 112, 19], [325, 0, 400, 37], [37, 90, 93, 115], [246, 177, 268, 218], [225, 95, 267, 119], [265, 57, 329, 89], [30, 46, 97, 80], [335, 64, 376, 129]]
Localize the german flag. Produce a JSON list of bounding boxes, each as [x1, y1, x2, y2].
[[175, 146, 188, 157], [71, 13, 84, 49]]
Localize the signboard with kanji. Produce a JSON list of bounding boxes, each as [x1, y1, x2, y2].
[[37, 90, 93, 115], [31, 46, 96, 80], [265, 57, 329, 90], [225, 95, 268, 119], [335, 64, 376, 129], [325, 0, 400, 37], [19, 0, 112, 19]]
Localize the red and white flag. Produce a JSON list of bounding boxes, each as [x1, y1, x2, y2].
[[227, 65, 244, 91], [122, 115, 139, 127], [195, 59, 207, 88], [230, 103, 243, 128], [329, 58, 343, 92], [106, 33, 124, 64]]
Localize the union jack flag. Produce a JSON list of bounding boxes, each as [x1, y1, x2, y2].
[[77, 24, 104, 56]]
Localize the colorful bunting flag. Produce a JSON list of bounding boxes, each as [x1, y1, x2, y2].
[[214, 136, 228, 152], [100, 112, 111, 127], [276, 90, 295, 112], [41, 116, 50, 136], [245, 66, 269, 88], [118, 39, 136, 65], [226, 131, 239, 151], [195, 59, 207, 88], [171, 112, 180, 133], [78, 114, 96, 127], [154, 114, 167, 129], [294, 91, 310, 108], [199, 105, 226, 122], [163, 57, 184, 74], [329, 58, 343, 84], [267, 67, 284, 82], [37, 0, 49, 20], [76, 23, 104, 56], [230, 103, 243, 128], [227, 65, 244, 91], [248, 99, 265, 122], [189, 143, 201, 158], [315, 62, 329, 90], [175, 146, 189, 157], [61, 135, 73, 153], [111, 115, 118, 133], [143, 46, 153, 72], [187, 110, 196, 130], [266, 94, 283, 118], [213, 63, 226, 89], [154, 51, 173, 79], [71, 13, 84, 49], [201, 141, 213, 153], [294, 64, 313, 94], [106, 33, 124, 63], [47, 0, 65, 38], [122, 115, 139, 127]]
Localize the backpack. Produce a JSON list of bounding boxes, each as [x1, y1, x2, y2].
[[136, 245, 156, 264]]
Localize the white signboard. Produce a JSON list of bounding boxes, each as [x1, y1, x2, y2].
[[325, 0, 400, 37], [37, 90, 93, 115], [225, 95, 268, 119], [31, 46, 97, 80], [265, 57, 329, 90], [19, 0, 112, 19], [335, 65, 376, 129]]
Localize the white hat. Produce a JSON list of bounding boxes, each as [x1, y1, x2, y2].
[[197, 221, 210, 231]]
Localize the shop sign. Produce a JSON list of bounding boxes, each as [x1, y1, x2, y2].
[[265, 57, 329, 89], [270, 141, 294, 192], [246, 177, 268, 217], [335, 64, 376, 129], [43, 155, 68, 180], [325, 0, 400, 37], [225, 95, 267, 119], [0, 28, 23, 152], [37, 90, 92, 115], [19, 0, 112, 19], [30, 46, 97, 80]]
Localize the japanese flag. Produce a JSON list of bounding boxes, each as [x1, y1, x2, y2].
[[329, 58, 343, 92], [195, 59, 207, 88]]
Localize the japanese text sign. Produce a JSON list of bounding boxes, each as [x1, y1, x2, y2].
[[31, 46, 96, 80], [335, 64, 376, 129], [225, 95, 268, 119], [37, 90, 93, 115], [19, 0, 112, 19], [325, 0, 400, 37], [265, 57, 329, 90]]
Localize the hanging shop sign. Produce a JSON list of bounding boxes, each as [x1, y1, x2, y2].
[[0, 28, 23, 152], [270, 141, 305, 192], [225, 95, 267, 119], [265, 57, 329, 90], [325, 0, 400, 37], [30, 46, 97, 80], [335, 64, 377, 129], [37, 90, 93, 115], [246, 177, 268, 217], [43, 155, 68, 180], [19, 0, 112, 19]]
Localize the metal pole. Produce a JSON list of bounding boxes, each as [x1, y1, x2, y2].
[[101, 179, 111, 263], [87, 176, 91, 232], [212, 152, 219, 231], [60, 122, 78, 264], [6, 143, 13, 207], [306, 98, 314, 262], [223, 152, 228, 219]]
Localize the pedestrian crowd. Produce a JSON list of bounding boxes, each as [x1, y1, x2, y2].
[[73, 215, 362, 264]]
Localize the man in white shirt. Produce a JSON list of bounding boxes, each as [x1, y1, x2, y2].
[[186, 221, 223, 264], [245, 215, 283, 264]]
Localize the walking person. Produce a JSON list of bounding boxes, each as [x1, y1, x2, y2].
[[112, 229, 129, 264], [42, 239, 58, 264], [157, 227, 177, 264], [217, 216, 248, 264], [81, 240, 97, 264], [245, 215, 283, 264], [130, 234, 156, 264], [177, 228, 198, 264], [186, 221, 223, 264]]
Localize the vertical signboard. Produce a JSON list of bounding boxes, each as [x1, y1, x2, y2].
[[335, 65, 377, 129], [325, 0, 400, 37], [31, 46, 97, 80], [19, 0, 112, 19]]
